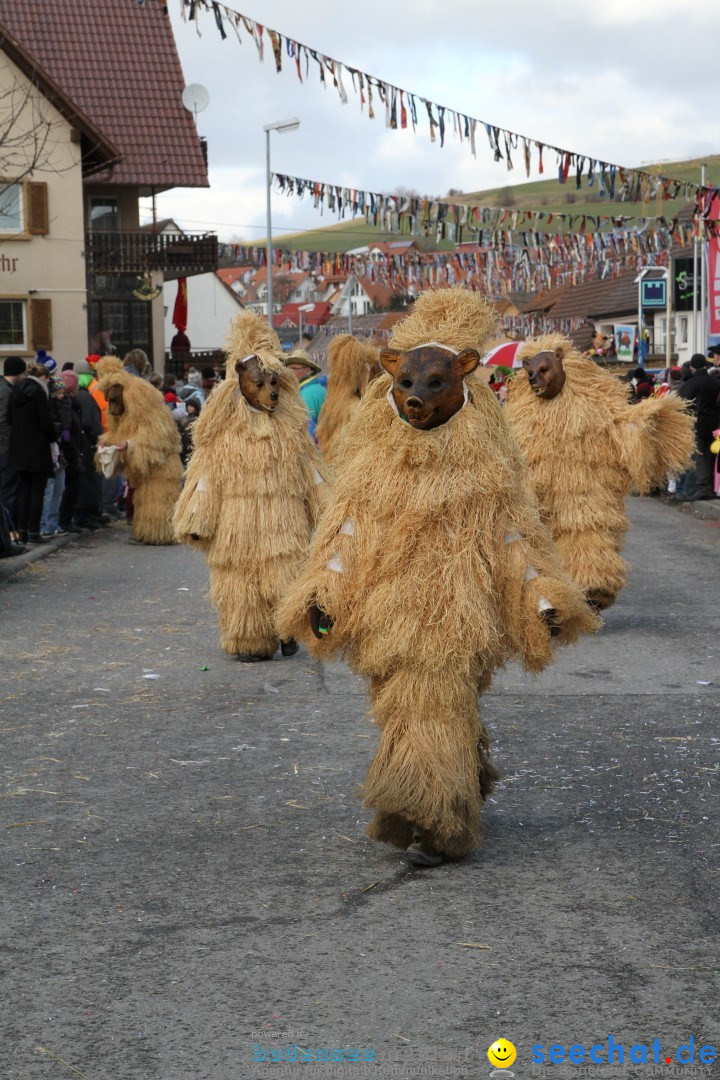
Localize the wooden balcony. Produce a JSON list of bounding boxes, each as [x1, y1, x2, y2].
[[85, 230, 218, 281]]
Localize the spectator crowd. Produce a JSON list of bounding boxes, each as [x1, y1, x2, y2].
[[0, 346, 329, 561]]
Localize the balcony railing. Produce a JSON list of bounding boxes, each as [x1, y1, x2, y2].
[[85, 230, 218, 281]]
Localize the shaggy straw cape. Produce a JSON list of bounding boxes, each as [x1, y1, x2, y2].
[[505, 334, 695, 609], [96, 357, 182, 544], [315, 334, 370, 461], [278, 289, 597, 860], [173, 311, 329, 657]]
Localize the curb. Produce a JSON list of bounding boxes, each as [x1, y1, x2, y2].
[[655, 493, 720, 524], [0, 528, 109, 584]]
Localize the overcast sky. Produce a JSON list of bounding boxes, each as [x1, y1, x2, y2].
[[141, 0, 720, 243]]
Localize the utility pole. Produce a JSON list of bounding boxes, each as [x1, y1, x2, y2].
[[700, 162, 707, 355]]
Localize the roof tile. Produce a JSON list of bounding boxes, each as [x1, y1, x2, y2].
[[0, 0, 208, 189]]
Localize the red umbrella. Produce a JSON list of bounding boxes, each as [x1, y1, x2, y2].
[[482, 341, 524, 369]]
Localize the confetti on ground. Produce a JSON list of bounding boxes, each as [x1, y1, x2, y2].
[[454, 942, 492, 950]]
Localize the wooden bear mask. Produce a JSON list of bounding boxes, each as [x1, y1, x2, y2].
[[379, 344, 480, 430]]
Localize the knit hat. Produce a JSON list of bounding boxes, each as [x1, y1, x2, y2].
[[689, 353, 708, 370], [49, 375, 66, 397], [37, 349, 57, 374], [86, 354, 102, 368], [74, 359, 92, 374], [3, 356, 26, 376], [60, 370, 79, 392]]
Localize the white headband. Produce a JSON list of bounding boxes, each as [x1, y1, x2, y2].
[[407, 341, 460, 355]]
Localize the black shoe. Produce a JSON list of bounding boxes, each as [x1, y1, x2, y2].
[[28, 532, 50, 545], [684, 492, 713, 502], [18, 529, 28, 544], [280, 638, 299, 657], [235, 652, 275, 663], [61, 524, 84, 534], [0, 543, 28, 559]]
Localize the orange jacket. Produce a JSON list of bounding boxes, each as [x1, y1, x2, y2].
[[88, 377, 108, 431]]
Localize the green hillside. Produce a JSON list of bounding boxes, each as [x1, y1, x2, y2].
[[272, 155, 720, 254]]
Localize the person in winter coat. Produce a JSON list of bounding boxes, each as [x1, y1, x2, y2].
[[286, 351, 327, 441], [57, 371, 85, 534], [7, 366, 57, 544], [677, 354, 720, 501], [0, 355, 27, 535], [73, 366, 105, 529], [39, 374, 72, 536]]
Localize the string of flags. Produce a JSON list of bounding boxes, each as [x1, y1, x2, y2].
[[180, 0, 707, 201], [272, 171, 712, 244], [217, 242, 670, 298]]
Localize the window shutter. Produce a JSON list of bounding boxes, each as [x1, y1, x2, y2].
[[30, 298, 52, 350], [27, 182, 49, 235]]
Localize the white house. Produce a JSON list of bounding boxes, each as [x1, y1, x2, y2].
[[163, 270, 243, 353]]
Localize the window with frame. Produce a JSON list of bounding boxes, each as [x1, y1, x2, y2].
[[0, 299, 27, 350], [90, 196, 120, 232], [0, 183, 23, 234]]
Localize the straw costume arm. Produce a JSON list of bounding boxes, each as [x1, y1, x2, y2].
[[499, 511, 599, 672], [615, 394, 695, 492]]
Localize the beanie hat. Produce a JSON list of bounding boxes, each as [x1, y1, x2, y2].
[[86, 354, 102, 368], [60, 370, 79, 392], [78, 373, 94, 389], [37, 349, 57, 374], [689, 353, 708, 370], [3, 356, 26, 376], [74, 359, 92, 374]]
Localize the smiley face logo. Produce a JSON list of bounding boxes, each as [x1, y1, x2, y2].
[[488, 1039, 517, 1069]]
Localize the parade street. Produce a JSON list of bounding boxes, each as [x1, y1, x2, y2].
[[1, 497, 718, 1080]]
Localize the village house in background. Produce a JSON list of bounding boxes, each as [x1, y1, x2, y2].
[[0, 0, 216, 370]]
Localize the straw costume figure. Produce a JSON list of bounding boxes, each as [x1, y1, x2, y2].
[[278, 289, 596, 866], [173, 311, 329, 661], [505, 334, 695, 611], [315, 334, 370, 460], [96, 357, 182, 544]]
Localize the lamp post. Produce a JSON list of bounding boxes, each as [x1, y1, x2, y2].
[[263, 117, 300, 329], [297, 303, 314, 347]]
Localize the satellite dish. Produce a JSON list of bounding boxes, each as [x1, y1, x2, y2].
[[182, 84, 209, 119]]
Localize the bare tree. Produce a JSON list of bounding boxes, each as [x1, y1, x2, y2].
[[0, 57, 70, 216]]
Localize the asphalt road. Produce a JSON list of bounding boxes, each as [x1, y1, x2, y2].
[[1, 499, 718, 1080]]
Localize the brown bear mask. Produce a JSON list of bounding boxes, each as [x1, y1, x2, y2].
[[522, 349, 566, 400], [107, 384, 125, 416], [236, 356, 280, 413], [379, 345, 480, 430]]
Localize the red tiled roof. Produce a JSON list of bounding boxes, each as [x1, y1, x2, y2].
[[356, 276, 394, 308], [217, 268, 252, 286], [0, 27, 119, 174], [277, 302, 332, 327], [0, 0, 208, 190]]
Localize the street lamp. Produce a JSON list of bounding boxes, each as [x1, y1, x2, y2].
[[297, 302, 314, 346], [263, 117, 300, 330]]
